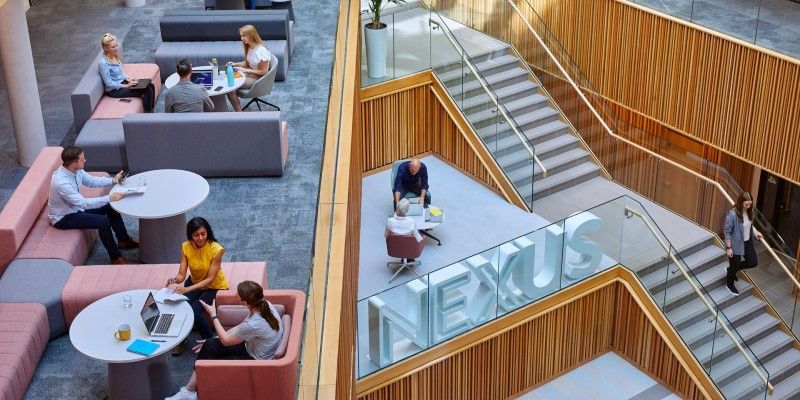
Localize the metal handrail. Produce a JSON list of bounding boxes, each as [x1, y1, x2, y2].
[[428, 17, 548, 178], [502, 0, 800, 295], [625, 207, 774, 395]]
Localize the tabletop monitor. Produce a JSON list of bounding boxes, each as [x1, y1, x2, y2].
[[140, 292, 160, 332], [190, 71, 213, 87]]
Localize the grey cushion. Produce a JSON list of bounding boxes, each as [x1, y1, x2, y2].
[[0, 258, 73, 339], [70, 53, 105, 130], [123, 111, 287, 177], [160, 10, 289, 41], [155, 40, 288, 81], [74, 119, 127, 172]]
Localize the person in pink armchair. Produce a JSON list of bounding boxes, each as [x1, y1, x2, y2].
[[165, 280, 283, 400]]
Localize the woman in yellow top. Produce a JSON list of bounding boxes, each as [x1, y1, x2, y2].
[[166, 217, 229, 354]]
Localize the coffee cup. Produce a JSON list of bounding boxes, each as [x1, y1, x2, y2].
[[114, 324, 131, 341]]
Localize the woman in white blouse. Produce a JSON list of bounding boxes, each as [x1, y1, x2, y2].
[[227, 24, 273, 112]]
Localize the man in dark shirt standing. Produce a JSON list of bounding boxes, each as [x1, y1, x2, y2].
[[393, 158, 431, 207]]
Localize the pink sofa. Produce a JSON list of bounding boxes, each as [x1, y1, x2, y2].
[[89, 64, 162, 120], [61, 262, 268, 326], [195, 290, 305, 400], [0, 303, 49, 400], [0, 147, 109, 275]]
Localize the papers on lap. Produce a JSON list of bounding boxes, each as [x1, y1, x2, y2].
[[119, 186, 146, 195], [153, 288, 188, 304]]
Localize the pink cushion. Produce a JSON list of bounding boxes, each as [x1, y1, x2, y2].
[[90, 63, 161, 121], [273, 314, 291, 359], [62, 262, 267, 326], [216, 304, 286, 328], [0, 303, 49, 400], [0, 147, 62, 273]]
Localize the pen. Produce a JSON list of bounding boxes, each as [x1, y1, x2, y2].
[[150, 340, 166, 342]]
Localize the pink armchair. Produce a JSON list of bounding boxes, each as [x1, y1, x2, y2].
[[386, 234, 425, 282], [194, 290, 305, 400]]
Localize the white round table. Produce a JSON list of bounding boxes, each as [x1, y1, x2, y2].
[[163, 65, 246, 112], [70, 289, 192, 400], [410, 205, 445, 245], [111, 169, 209, 263]]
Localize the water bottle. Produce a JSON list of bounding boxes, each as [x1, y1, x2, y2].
[[211, 58, 218, 81], [226, 63, 234, 87]]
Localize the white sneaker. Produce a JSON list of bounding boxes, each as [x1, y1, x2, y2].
[[165, 387, 197, 400]]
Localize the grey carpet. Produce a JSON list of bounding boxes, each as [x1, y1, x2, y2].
[[0, 0, 338, 398]]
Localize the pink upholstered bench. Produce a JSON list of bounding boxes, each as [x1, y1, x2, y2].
[[0, 147, 110, 275], [89, 64, 161, 120], [61, 262, 268, 326], [0, 303, 49, 400], [195, 290, 305, 400]]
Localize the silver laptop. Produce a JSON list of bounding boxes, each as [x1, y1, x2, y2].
[[139, 292, 187, 337], [407, 203, 424, 216]]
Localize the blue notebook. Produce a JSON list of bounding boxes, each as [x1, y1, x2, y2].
[[126, 339, 160, 356]]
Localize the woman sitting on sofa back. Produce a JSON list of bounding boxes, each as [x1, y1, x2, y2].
[[165, 280, 283, 400], [98, 33, 155, 112]]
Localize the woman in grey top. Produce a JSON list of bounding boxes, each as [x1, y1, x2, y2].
[[166, 280, 283, 400], [723, 192, 763, 295]]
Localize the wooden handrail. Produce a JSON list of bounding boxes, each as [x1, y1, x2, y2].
[[428, 17, 548, 179], [501, 0, 799, 296], [625, 206, 774, 395]]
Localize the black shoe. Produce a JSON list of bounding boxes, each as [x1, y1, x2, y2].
[[171, 339, 186, 356], [734, 275, 739, 282], [407, 258, 415, 263], [727, 283, 740, 296]]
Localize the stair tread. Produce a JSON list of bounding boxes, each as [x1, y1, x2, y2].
[[466, 103, 558, 128], [652, 266, 734, 310], [641, 257, 726, 293], [494, 134, 577, 169], [677, 292, 759, 346], [693, 315, 781, 364], [504, 148, 588, 182], [667, 284, 745, 328], [460, 81, 541, 111], [437, 54, 519, 83], [453, 67, 529, 94], [714, 343, 800, 393], [516, 162, 599, 195], [758, 364, 800, 399]]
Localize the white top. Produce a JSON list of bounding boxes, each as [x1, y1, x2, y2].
[[69, 289, 192, 363], [163, 66, 246, 97], [387, 215, 422, 241], [48, 166, 113, 224], [111, 169, 209, 219], [246, 45, 272, 69], [743, 213, 752, 241], [234, 303, 283, 360]]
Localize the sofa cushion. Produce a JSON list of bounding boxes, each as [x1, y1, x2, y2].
[[0, 147, 62, 274], [71, 53, 106, 130], [273, 314, 291, 359], [0, 303, 49, 400], [160, 10, 289, 42], [15, 212, 98, 267], [62, 262, 268, 326], [155, 40, 287, 81], [90, 96, 144, 120], [216, 303, 285, 328], [0, 259, 73, 338], [123, 63, 162, 100], [82, 63, 161, 121], [75, 119, 127, 172]]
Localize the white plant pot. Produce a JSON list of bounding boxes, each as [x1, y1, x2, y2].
[[364, 23, 388, 79]]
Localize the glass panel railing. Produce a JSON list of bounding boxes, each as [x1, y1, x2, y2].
[[356, 194, 773, 396], [630, 0, 800, 60]]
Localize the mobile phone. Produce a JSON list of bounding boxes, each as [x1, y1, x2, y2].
[[214, 86, 223, 92], [119, 98, 132, 103], [119, 171, 129, 184]]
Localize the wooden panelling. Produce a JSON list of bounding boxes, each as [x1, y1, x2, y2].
[[428, 0, 800, 185], [355, 267, 720, 400], [359, 73, 503, 194]]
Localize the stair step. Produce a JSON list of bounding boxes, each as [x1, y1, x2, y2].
[[643, 259, 727, 298], [668, 284, 750, 331], [504, 147, 589, 184], [635, 240, 721, 278], [653, 267, 743, 314], [693, 314, 782, 366], [437, 54, 520, 84], [711, 333, 799, 389], [447, 68, 530, 99], [523, 162, 600, 200], [466, 103, 559, 131], [757, 364, 800, 400], [495, 133, 580, 175], [478, 119, 571, 150], [459, 81, 541, 114], [431, 46, 510, 72], [678, 292, 761, 349]]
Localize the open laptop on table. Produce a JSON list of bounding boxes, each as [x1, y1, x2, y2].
[[128, 78, 151, 90], [190, 70, 214, 88], [139, 292, 187, 337]]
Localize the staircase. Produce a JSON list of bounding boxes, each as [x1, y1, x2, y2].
[[430, 20, 800, 400]]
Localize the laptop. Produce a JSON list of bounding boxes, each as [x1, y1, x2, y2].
[[129, 78, 151, 90], [139, 292, 187, 337], [190, 71, 214, 88], [407, 203, 424, 216]]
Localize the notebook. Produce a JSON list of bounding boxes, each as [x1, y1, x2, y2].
[[129, 78, 151, 90], [126, 339, 159, 357]]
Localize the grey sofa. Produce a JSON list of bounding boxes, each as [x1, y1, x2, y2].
[[123, 111, 288, 177], [155, 10, 293, 82]]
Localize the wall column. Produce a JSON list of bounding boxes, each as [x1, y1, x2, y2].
[[0, 0, 47, 167]]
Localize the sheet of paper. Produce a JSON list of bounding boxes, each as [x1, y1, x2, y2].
[[153, 288, 188, 304]]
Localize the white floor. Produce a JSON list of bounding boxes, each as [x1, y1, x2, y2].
[[516, 352, 681, 400]]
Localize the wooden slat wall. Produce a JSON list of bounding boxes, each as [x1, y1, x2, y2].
[[429, 0, 800, 184], [355, 277, 710, 400], [360, 75, 501, 193]]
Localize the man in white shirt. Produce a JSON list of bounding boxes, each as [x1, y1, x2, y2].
[[48, 146, 138, 264]]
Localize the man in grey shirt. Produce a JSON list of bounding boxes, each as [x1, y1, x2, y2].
[[164, 59, 214, 113]]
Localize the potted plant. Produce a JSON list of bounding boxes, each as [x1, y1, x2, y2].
[[364, 0, 404, 78]]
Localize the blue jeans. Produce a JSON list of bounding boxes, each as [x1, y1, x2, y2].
[[244, 0, 255, 9], [53, 204, 131, 260], [184, 278, 219, 339]]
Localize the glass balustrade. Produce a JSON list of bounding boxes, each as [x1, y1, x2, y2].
[[356, 194, 772, 399]]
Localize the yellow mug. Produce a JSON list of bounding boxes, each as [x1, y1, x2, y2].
[[114, 324, 131, 341]]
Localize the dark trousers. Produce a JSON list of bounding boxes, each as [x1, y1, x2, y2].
[[54, 204, 130, 260], [184, 278, 219, 339], [106, 84, 155, 112], [726, 239, 758, 286], [394, 187, 431, 207], [196, 337, 252, 361]]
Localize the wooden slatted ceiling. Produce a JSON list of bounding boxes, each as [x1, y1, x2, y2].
[[428, 0, 800, 185]]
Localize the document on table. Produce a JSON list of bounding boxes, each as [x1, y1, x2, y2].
[[153, 288, 188, 303], [119, 186, 146, 195]]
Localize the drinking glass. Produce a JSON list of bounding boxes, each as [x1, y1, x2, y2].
[[123, 294, 133, 309]]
